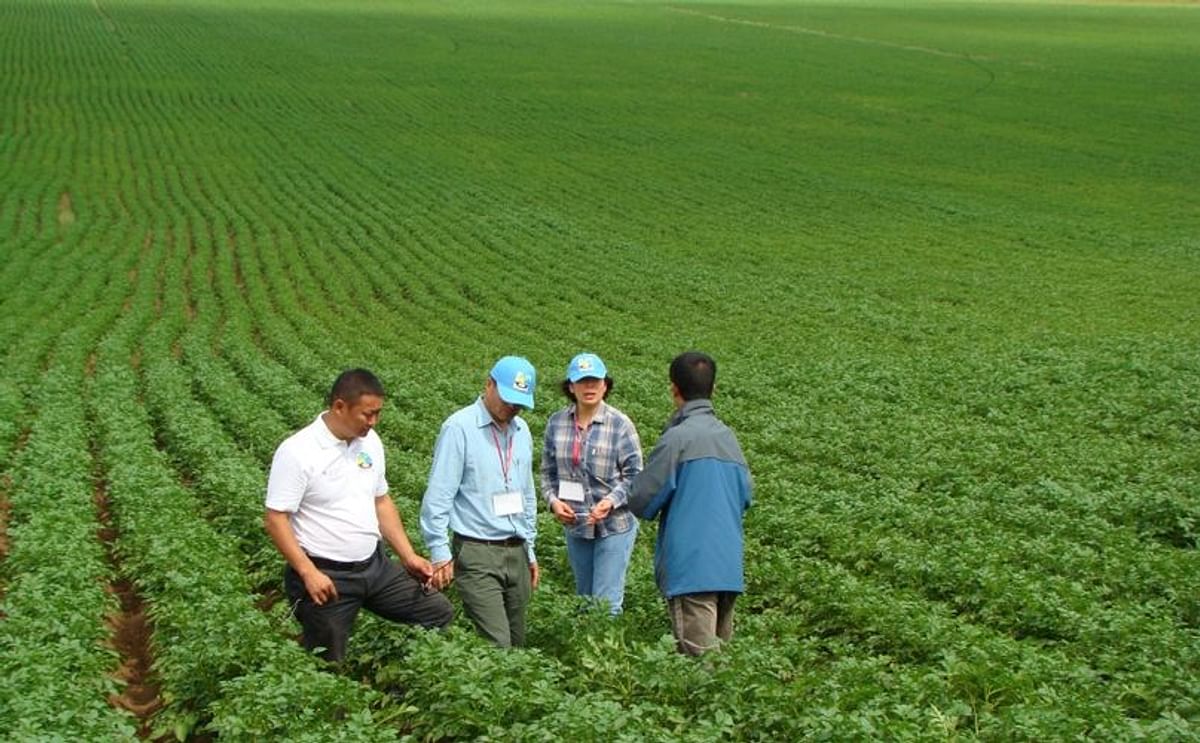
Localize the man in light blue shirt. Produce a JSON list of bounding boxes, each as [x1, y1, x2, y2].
[[420, 356, 539, 647]]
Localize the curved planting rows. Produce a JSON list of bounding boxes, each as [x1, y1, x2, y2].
[[86, 231, 397, 740], [2, 0, 1198, 739], [0, 297, 140, 739]]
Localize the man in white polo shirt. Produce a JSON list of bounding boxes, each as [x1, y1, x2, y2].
[[265, 369, 452, 661]]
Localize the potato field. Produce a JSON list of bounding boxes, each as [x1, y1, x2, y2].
[[1, 0, 1197, 739]]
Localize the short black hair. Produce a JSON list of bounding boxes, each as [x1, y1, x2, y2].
[[327, 368, 385, 407], [669, 351, 716, 401], [560, 377, 614, 403]]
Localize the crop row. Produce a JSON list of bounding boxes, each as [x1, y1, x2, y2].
[[137, 233, 292, 578], [83, 225, 398, 740], [0, 275, 140, 739], [806, 483, 1197, 635], [746, 495, 1197, 733]]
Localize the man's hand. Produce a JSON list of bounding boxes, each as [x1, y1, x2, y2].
[[427, 559, 454, 591], [550, 498, 577, 526], [530, 561, 540, 591], [265, 509, 341, 605], [586, 497, 614, 525], [302, 569, 338, 605], [402, 553, 434, 582]]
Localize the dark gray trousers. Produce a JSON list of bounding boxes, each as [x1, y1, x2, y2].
[[284, 543, 453, 662]]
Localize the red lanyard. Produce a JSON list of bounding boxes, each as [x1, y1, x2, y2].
[[491, 426, 514, 485], [571, 420, 588, 468]]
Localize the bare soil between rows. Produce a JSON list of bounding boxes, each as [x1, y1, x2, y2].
[[0, 474, 10, 563], [97, 483, 164, 738], [106, 577, 163, 727], [0, 472, 10, 614]]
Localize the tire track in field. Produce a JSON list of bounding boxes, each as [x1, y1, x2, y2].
[[666, 5, 1000, 98], [668, 5, 990, 61]]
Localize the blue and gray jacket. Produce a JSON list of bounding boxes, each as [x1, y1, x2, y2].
[[628, 399, 752, 599]]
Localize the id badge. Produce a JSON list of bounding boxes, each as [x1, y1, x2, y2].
[[557, 480, 585, 503], [493, 491, 523, 517]]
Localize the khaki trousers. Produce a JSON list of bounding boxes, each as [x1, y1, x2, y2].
[[667, 591, 736, 656]]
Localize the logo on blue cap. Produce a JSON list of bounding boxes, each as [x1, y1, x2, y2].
[[567, 353, 608, 382]]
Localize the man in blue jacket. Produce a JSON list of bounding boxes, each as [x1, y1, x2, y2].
[[628, 351, 752, 655]]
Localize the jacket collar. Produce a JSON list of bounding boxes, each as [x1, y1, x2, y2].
[[665, 398, 714, 431]]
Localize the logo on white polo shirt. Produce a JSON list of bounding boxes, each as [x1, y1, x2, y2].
[[356, 451, 373, 469]]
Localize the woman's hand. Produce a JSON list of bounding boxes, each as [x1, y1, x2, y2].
[[550, 498, 577, 526], [587, 497, 614, 525]]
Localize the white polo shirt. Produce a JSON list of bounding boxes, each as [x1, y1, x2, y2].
[[266, 413, 388, 562]]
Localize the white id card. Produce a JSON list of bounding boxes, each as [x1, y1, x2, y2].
[[493, 491, 523, 517], [557, 480, 585, 503]]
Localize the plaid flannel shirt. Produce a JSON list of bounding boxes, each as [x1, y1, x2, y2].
[[541, 401, 643, 539]]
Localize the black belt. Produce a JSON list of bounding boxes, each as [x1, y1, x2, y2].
[[454, 532, 525, 547], [306, 549, 378, 572]]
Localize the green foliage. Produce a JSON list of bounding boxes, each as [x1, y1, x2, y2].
[[1, 0, 1197, 739], [208, 663, 397, 741], [80, 242, 393, 739], [0, 269, 140, 739]]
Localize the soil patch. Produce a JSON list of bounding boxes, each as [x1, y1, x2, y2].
[[96, 479, 164, 736], [58, 191, 76, 227], [0, 473, 10, 562], [106, 578, 163, 726], [256, 587, 283, 612], [0, 470, 10, 612]]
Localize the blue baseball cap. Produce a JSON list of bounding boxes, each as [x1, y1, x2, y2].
[[490, 356, 536, 409], [566, 353, 608, 382]]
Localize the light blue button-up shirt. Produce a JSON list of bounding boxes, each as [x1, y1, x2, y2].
[[420, 397, 537, 564]]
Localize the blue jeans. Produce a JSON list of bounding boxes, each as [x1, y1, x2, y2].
[[564, 523, 638, 615]]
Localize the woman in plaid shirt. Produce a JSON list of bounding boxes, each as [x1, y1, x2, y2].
[[541, 353, 644, 614]]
